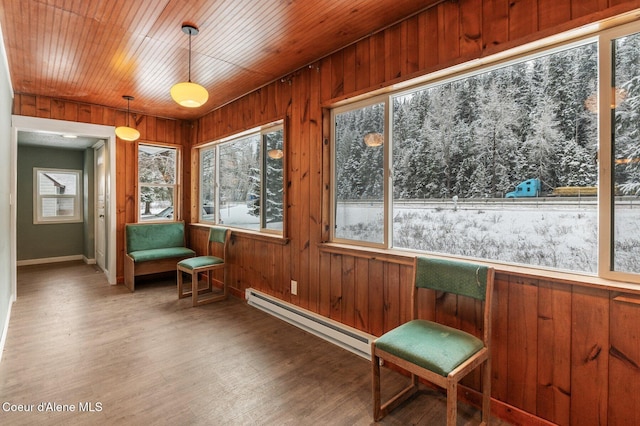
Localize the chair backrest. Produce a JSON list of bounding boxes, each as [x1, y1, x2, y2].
[[412, 256, 494, 345], [207, 226, 230, 258], [414, 257, 489, 300]]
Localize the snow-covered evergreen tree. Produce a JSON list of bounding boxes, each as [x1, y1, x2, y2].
[[263, 129, 284, 223], [614, 35, 640, 195], [138, 145, 176, 214]]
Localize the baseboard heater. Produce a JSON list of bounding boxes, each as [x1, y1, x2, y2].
[[245, 288, 375, 360]]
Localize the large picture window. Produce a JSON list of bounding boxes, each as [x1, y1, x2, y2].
[[138, 143, 179, 222], [199, 123, 284, 234], [332, 23, 640, 283], [33, 168, 82, 224]]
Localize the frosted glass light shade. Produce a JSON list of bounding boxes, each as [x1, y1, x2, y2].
[[115, 126, 140, 141], [171, 81, 209, 108]]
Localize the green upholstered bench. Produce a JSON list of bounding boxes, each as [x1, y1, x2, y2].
[[124, 221, 195, 291]]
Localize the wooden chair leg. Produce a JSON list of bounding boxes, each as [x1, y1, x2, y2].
[[446, 381, 457, 426], [481, 361, 491, 425], [380, 374, 419, 417], [188, 267, 228, 307], [372, 352, 382, 421], [191, 270, 198, 307], [372, 350, 420, 422], [222, 268, 228, 298]]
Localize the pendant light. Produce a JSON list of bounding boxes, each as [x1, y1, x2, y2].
[[115, 95, 140, 141], [171, 24, 209, 108]]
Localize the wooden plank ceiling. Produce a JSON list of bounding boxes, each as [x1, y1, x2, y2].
[[0, 0, 441, 120]]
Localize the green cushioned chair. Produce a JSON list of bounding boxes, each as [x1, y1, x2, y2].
[[372, 256, 495, 425], [177, 227, 230, 307]]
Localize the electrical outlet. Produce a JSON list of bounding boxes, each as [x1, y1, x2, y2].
[[291, 280, 298, 295]]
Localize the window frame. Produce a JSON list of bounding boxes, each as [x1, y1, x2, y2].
[[199, 144, 219, 223], [597, 20, 640, 283], [136, 142, 181, 223], [330, 19, 640, 284], [197, 120, 286, 236], [330, 96, 390, 248], [33, 167, 83, 224]]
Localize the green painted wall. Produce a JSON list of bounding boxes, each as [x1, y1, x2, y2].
[[17, 146, 85, 260]]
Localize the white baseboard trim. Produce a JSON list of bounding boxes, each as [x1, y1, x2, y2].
[[83, 256, 96, 265], [17, 254, 84, 267], [0, 300, 12, 363]]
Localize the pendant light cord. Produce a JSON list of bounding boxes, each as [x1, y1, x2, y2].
[[188, 31, 192, 83]]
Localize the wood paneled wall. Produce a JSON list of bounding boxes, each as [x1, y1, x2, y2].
[[12, 0, 640, 424], [187, 1, 640, 425], [12, 93, 192, 278]]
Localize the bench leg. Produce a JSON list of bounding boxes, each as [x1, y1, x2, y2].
[[124, 255, 135, 292]]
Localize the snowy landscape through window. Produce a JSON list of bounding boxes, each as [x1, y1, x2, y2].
[[333, 32, 640, 276], [199, 123, 284, 234]]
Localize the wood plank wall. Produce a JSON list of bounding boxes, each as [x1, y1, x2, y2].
[[186, 1, 640, 425], [12, 0, 640, 424], [12, 93, 191, 278]]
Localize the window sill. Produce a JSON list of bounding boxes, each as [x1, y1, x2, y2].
[[190, 223, 289, 245], [35, 219, 83, 225], [318, 242, 640, 295]]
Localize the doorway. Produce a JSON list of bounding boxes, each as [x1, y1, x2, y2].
[[10, 116, 117, 300]]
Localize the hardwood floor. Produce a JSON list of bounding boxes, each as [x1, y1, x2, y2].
[[0, 261, 509, 425]]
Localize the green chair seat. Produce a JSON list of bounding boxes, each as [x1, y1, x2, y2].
[[178, 255, 224, 270], [374, 319, 484, 377]]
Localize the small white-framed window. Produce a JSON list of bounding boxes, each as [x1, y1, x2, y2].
[[33, 168, 83, 224], [138, 143, 180, 222]]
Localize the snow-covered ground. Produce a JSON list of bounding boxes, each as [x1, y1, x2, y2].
[[336, 200, 640, 274], [220, 203, 283, 231]]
